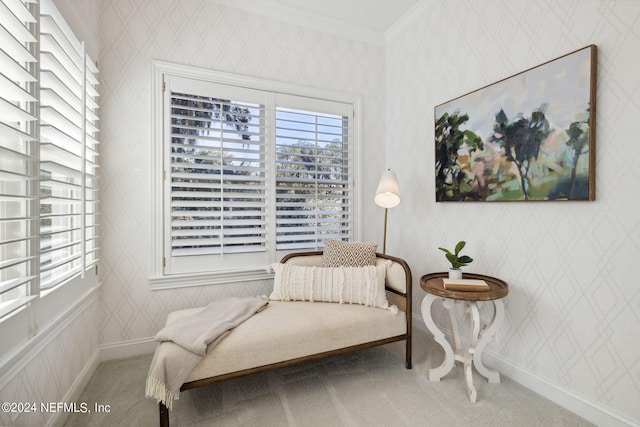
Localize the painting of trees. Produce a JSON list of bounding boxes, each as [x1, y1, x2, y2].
[[564, 109, 591, 199], [433, 45, 596, 202], [435, 112, 483, 201], [489, 106, 551, 200]]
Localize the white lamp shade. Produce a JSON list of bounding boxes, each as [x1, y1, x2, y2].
[[374, 170, 400, 208]]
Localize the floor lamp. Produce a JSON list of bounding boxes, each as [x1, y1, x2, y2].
[[374, 169, 400, 254]]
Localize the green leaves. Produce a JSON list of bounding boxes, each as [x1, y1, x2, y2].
[[457, 255, 473, 265], [489, 105, 552, 200], [434, 112, 483, 201], [438, 241, 473, 269]]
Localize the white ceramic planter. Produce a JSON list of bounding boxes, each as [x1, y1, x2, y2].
[[448, 268, 462, 279]]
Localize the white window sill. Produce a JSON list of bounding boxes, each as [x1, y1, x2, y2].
[[149, 269, 274, 290]]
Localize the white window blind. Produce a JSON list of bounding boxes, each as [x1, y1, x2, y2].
[[84, 56, 99, 270], [39, 0, 99, 290], [160, 71, 355, 278], [0, 0, 39, 320], [165, 76, 268, 275], [0, 0, 99, 356], [275, 95, 352, 251]]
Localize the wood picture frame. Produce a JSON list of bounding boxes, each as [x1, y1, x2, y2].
[[434, 45, 597, 202]]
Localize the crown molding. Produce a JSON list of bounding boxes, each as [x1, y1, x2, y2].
[[207, 0, 386, 46]]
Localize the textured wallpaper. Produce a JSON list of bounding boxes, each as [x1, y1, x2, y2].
[[386, 0, 640, 424], [96, 0, 387, 344]]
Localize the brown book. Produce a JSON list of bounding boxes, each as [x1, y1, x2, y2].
[[442, 278, 490, 292]]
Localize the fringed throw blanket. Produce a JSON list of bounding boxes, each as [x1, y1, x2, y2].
[[145, 296, 269, 409]]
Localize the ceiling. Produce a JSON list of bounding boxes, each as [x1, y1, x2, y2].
[[267, 0, 422, 32], [210, 0, 423, 44]]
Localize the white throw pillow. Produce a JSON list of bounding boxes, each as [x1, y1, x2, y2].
[[268, 262, 390, 309]]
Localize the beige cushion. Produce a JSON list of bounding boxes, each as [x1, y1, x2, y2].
[[284, 254, 407, 294], [322, 239, 377, 267], [269, 262, 390, 308], [378, 258, 407, 294], [183, 300, 407, 383]]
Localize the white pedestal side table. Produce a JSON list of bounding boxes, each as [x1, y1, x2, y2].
[[420, 273, 508, 402]]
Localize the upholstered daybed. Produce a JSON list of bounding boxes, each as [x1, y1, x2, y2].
[[149, 250, 412, 427]]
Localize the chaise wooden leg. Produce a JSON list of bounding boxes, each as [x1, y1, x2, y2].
[[159, 402, 169, 427], [406, 336, 413, 369]]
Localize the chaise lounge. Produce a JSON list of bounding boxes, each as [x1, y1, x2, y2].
[[149, 250, 412, 427]]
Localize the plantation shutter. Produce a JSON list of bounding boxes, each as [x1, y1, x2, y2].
[[0, 0, 99, 355], [0, 0, 39, 320], [164, 76, 268, 274], [158, 71, 358, 278], [39, 0, 97, 289], [274, 94, 353, 251], [84, 55, 99, 269]]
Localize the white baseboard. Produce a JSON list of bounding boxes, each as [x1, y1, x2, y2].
[[100, 337, 156, 361], [482, 350, 638, 427], [411, 313, 638, 427], [47, 348, 101, 427]]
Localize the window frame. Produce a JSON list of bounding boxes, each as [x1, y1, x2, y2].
[[150, 61, 362, 289]]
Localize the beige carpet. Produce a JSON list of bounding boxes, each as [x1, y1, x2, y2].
[[64, 329, 594, 426]]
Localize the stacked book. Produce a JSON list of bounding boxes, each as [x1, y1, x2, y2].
[[442, 278, 490, 292]]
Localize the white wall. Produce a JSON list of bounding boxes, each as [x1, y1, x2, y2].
[[97, 0, 387, 345], [386, 0, 640, 425]]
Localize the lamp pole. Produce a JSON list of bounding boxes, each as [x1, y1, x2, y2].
[[382, 207, 388, 254]]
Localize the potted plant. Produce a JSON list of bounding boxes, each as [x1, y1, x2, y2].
[[438, 241, 473, 279]]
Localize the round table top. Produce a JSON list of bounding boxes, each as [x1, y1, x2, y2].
[[420, 272, 508, 301]]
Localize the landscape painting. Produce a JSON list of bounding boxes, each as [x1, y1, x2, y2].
[[435, 45, 597, 202]]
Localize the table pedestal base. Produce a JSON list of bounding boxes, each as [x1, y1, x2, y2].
[[421, 293, 504, 402]]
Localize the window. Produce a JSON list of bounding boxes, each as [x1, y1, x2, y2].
[[166, 79, 269, 275], [0, 0, 99, 355], [0, 0, 39, 324], [151, 63, 361, 287], [274, 95, 352, 251], [39, 0, 100, 289]]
